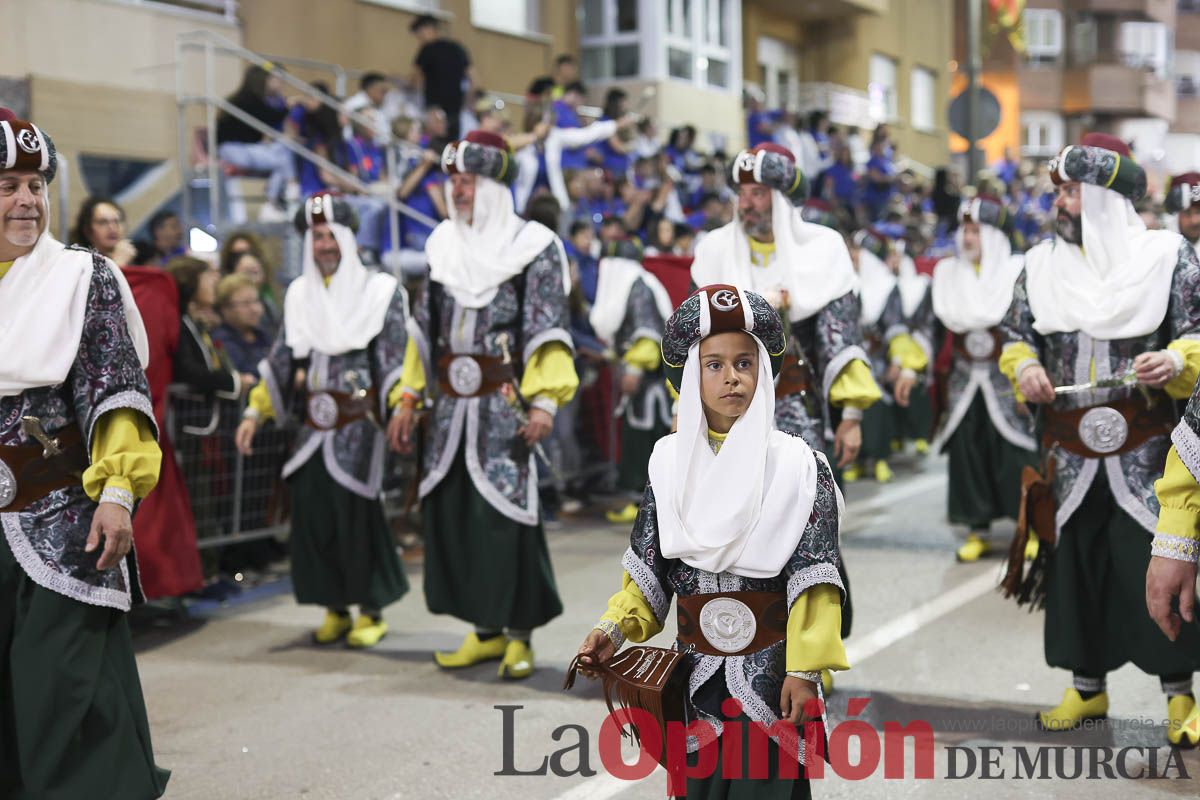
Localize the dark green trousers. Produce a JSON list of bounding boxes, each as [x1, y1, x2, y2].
[[945, 394, 1039, 530], [288, 455, 409, 611], [896, 386, 934, 442], [423, 444, 563, 631], [860, 401, 895, 462], [684, 713, 812, 800], [618, 416, 671, 494], [0, 535, 169, 800], [1046, 469, 1200, 676]]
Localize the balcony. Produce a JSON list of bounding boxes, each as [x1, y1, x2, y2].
[[1180, 6, 1200, 50], [795, 82, 876, 130], [1178, 93, 1200, 133], [746, 0, 887, 21], [1074, 0, 1174, 23], [1017, 63, 1065, 110], [1064, 62, 1175, 121]]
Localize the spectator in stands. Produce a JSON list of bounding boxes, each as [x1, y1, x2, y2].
[[861, 127, 897, 222], [411, 14, 472, 139], [665, 125, 705, 196], [71, 195, 137, 266], [598, 214, 627, 246], [344, 72, 395, 146], [594, 88, 632, 177], [392, 117, 446, 253], [135, 209, 185, 266], [212, 274, 271, 382], [745, 92, 778, 148], [551, 54, 579, 99], [930, 167, 960, 233], [221, 247, 281, 334], [423, 106, 450, 153], [289, 88, 343, 199], [334, 117, 390, 261], [552, 81, 591, 171], [992, 146, 1020, 187], [216, 65, 296, 217]]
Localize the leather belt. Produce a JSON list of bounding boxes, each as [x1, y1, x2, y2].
[[774, 353, 815, 402], [1042, 394, 1175, 458], [0, 425, 87, 513], [437, 353, 515, 398], [304, 389, 378, 431], [953, 328, 1003, 362], [676, 590, 788, 657]]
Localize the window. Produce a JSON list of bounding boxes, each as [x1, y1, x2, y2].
[[868, 54, 898, 122], [579, 0, 642, 81], [757, 36, 799, 110], [470, 0, 538, 37], [1120, 22, 1170, 77], [1177, 50, 1200, 97], [910, 67, 936, 132], [663, 0, 738, 90], [1020, 111, 1065, 157], [1025, 8, 1062, 64]]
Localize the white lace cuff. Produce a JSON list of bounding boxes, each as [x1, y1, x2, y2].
[[787, 670, 821, 684], [900, 367, 917, 381], [1151, 533, 1200, 563], [841, 406, 864, 422], [593, 620, 626, 651], [1164, 348, 1186, 379], [242, 406, 261, 422], [99, 486, 136, 514], [531, 396, 559, 418], [1015, 359, 1042, 380]]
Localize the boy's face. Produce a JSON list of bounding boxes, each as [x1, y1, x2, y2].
[[699, 331, 759, 431], [571, 227, 594, 253]]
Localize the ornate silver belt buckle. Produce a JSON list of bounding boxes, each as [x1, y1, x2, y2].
[[0, 459, 16, 508], [448, 355, 483, 396], [1078, 406, 1128, 454], [698, 597, 756, 654], [307, 392, 340, 430], [964, 330, 995, 360]]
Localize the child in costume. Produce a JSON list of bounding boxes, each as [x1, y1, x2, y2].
[[576, 284, 849, 798]]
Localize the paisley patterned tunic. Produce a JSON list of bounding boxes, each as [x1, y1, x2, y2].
[[999, 240, 1200, 533], [259, 284, 410, 498], [411, 242, 573, 525], [622, 452, 844, 757], [615, 278, 672, 431], [2, 253, 156, 611]]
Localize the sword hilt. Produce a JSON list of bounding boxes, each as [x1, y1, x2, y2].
[[20, 416, 62, 458]]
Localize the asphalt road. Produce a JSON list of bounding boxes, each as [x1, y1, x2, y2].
[[133, 451, 1200, 799]]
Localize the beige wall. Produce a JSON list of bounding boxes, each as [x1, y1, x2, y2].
[[241, 0, 576, 99]]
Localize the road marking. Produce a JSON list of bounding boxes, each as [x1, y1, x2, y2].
[[843, 472, 946, 524]]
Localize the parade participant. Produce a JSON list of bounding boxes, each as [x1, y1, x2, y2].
[[1164, 171, 1200, 253], [0, 112, 169, 798], [881, 224, 934, 456], [917, 196, 1038, 564], [574, 285, 848, 797], [587, 240, 675, 525], [235, 193, 410, 648], [1148, 384, 1200, 745], [690, 143, 882, 465], [999, 134, 1200, 741], [392, 130, 578, 679], [842, 228, 918, 485]]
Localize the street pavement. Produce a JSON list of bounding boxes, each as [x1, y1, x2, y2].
[[134, 451, 1200, 798]]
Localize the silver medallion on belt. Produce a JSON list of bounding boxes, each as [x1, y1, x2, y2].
[[1078, 406, 1128, 454], [0, 461, 15, 507], [448, 356, 483, 396], [699, 597, 757, 654], [964, 330, 995, 360], [308, 392, 340, 430]]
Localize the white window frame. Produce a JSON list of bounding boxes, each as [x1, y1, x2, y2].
[[1176, 49, 1200, 96], [1024, 8, 1063, 63], [1119, 21, 1170, 77], [1021, 111, 1065, 157], [868, 53, 898, 123], [910, 66, 936, 132], [469, 0, 540, 39], [579, 0, 643, 82], [661, 0, 740, 92], [757, 36, 800, 110]]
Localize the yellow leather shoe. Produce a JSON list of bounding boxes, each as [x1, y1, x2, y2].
[[1167, 694, 1199, 746], [1037, 688, 1109, 731], [1024, 530, 1040, 562], [434, 632, 508, 669], [890, 439, 902, 453], [605, 503, 639, 525], [914, 438, 930, 455], [313, 611, 353, 645], [956, 533, 991, 563], [821, 669, 834, 695], [842, 463, 862, 483], [346, 614, 388, 648], [874, 460, 894, 484], [498, 639, 534, 680]]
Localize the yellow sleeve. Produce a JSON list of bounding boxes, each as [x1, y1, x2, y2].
[[623, 337, 662, 372], [887, 333, 929, 372], [1165, 340, 1200, 401], [1155, 446, 1200, 541], [398, 337, 426, 399], [785, 583, 850, 673], [247, 381, 275, 421], [82, 408, 162, 501], [999, 341, 1039, 393], [598, 571, 664, 643], [519, 341, 579, 408], [829, 359, 883, 410]]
